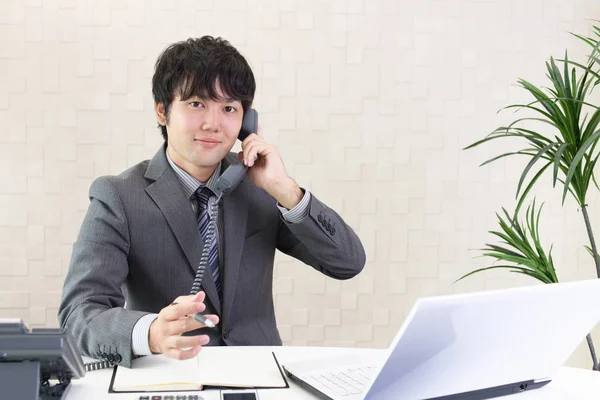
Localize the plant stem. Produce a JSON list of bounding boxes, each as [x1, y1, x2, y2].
[[586, 334, 599, 371], [581, 205, 600, 278], [581, 205, 600, 370]]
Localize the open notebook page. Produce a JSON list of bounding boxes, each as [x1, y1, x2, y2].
[[197, 346, 286, 388], [111, 355, 200, 391], [110, 346, 286, 392]]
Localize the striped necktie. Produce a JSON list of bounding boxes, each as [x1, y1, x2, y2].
[[193, 186, 222, 299]]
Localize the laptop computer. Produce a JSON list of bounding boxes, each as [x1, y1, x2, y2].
[[282, 278, 600, 400]]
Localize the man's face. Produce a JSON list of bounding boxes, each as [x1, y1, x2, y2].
[[158, 84, 243, 179]]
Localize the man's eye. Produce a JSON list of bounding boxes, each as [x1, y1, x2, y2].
[[190, 102, 203, 108], [224, 106, 236, 113]]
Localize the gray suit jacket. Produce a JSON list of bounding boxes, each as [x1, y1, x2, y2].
[[58, 145, 365, 367]]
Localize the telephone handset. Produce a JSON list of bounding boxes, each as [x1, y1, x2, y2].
[[213, 108, 258, 197], [189, 109, 258, 296], [238, 108, 258, 142]]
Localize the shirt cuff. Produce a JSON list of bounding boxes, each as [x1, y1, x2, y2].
[[278, 189, 311, 224], [132, 313, 159, 356]]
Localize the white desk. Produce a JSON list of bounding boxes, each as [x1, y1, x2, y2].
[[66, 346, 600, 399]]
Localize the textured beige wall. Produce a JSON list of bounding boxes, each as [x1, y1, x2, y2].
[[1, 0, 600, 369]]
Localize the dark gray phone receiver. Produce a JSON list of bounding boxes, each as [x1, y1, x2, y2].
[[238, 108, 258, 142], [214, 163, 247, 197], [213, 109, 258, 197]]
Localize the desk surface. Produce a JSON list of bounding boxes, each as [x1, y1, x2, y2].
[[67, 346, 600, 399]]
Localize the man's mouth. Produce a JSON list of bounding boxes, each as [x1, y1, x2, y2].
[[194, 138, 221, 148]]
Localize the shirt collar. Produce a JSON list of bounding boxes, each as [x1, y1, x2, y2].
[[165, 149, 222, 199]]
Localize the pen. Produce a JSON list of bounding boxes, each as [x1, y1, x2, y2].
[[193, 312, 216, 328]]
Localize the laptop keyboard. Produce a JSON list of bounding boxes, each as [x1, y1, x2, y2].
[[307, 364, 378, 397]]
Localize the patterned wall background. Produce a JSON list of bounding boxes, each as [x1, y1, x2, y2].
[[1, 0, 600, 368]]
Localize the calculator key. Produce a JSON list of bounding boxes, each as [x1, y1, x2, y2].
[[151, 396, 162, 400], [164, 396, 174, 400], [138, 397, 150, 400]]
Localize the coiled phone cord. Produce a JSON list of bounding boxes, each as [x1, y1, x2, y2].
[[190, 193, 223, 295]]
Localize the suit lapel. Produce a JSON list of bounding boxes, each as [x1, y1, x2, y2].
[[144, 147, 221, 315]]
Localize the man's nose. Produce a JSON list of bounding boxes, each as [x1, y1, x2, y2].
[[202, 107, 220, 131]]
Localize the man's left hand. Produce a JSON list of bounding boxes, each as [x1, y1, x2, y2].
[[239, 124, 303, 210]]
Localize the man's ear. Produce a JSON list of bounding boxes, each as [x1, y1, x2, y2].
[[155, 102, 167, 126]]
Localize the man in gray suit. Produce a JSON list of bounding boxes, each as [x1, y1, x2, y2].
[[58, 36, 365, 368]]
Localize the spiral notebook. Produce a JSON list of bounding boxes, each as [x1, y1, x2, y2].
[[108, 347, 288, 393]]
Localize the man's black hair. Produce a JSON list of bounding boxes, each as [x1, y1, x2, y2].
[[152, 36, 256, 141]]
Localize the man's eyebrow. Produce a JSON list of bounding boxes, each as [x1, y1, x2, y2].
[[184, 95, 238, 103]]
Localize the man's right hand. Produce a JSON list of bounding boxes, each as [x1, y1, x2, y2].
[[148, 291, 219, 360]]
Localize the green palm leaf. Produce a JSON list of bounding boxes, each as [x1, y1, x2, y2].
[[466, 44, 600, 211], [563, 128, 600, 203], [457, 201, 559, 285]]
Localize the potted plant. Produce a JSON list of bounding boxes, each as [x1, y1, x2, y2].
[[460, 23, 600, 370]]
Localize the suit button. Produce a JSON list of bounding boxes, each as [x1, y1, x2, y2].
[[223, 329, 231, 339], [317, 214, 323, 223], [331, 227, 336, 235]]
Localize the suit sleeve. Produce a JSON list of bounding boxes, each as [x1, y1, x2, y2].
[[276, 193, 366, 279], [58, 176, 148, 368]]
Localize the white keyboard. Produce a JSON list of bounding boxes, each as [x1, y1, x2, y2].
[[306, 364, 378, 397]]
